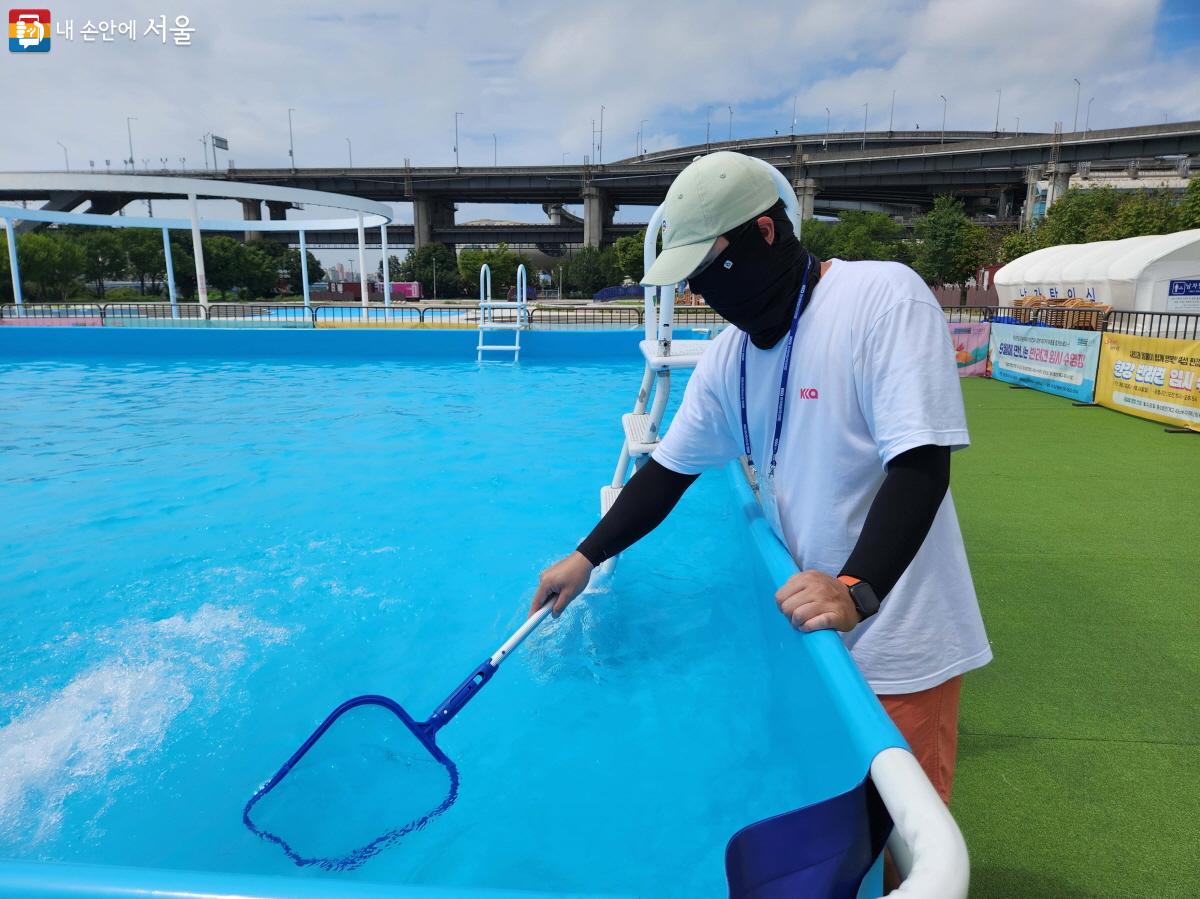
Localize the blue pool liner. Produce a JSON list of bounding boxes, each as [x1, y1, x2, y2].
[[0, 332, 913, 898]]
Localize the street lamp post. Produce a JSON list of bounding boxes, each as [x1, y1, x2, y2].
[[939, 95, 948, 144], [345, 137, 352, 167], [287, 107, 296, 169], [862, 103, 868, 150], [56, 141, 69, 171], [599, 105, 605, 164], [1072, 78, 1081, 132], [1085, 97, 1095, 132], [706, 106, 712, 149], [889, 90, 896, 132], [454, 111, 463, 168], [639, 119, 648, 155], [125, 116, 137, 169], [727, 105, 733, 142], [994, 89, 1002, 134], [493, 133, 497, 166], [791, 96, 797, 136], [824, 107, 830, 148]]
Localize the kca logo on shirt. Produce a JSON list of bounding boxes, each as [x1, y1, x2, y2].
[[9, 8, 50, 52]]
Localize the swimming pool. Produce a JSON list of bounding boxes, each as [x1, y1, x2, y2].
[[0, 328, 955, 898]]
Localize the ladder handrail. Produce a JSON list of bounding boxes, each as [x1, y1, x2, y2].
[[477, 262, 522, 361], [479, 264, 492, 305]]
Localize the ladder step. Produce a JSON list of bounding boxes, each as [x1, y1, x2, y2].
[[600, 485, 621, 516], [479, 323, 523, 330], [478, 345, 520, 351], [622, 412, 659, 456], [639, 338, 711, 370]]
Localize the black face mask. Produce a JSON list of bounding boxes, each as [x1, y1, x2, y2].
[[688, 213, 816, 349]]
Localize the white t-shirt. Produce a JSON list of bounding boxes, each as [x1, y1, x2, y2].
[[653, 259, 992, 694]]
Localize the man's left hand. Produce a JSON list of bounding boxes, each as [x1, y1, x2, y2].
[[775, 571, 860, 633]]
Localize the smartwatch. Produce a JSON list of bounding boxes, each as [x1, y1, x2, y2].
[[837, 575, 881, 621]]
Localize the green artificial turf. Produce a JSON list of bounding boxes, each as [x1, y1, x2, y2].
[[950, 378, 1199, 897]]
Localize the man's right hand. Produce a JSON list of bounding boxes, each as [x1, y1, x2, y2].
[[529, 551, 594, 619]]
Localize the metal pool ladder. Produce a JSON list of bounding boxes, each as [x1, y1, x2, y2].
[[477, 263, 529, 361], [597, 203, 710, 575], [597, 158, 802, 574]]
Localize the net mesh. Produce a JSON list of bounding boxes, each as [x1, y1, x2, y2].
[[244, 699, 459, 870]]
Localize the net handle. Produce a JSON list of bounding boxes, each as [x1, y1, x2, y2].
[[488, 602, 553, 667]]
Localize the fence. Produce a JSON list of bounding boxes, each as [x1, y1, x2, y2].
[[0, 302, 732, 332], [942, 306, 1200, 340], [5, 302, 1195, 341]]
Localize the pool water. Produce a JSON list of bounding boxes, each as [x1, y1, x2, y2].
[[0, 357, 865, 896]]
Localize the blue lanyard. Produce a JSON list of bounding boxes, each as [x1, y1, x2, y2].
[[738, 254, 814, 482]]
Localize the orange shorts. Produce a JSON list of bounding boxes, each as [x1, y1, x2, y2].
[[878, 675, 963, 804]]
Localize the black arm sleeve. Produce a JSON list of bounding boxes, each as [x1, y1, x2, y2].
[[577, 459, 699, 565], [839, 443, 950, 601]]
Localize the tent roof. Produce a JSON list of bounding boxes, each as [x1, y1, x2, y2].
[[996, 229, 1200, 286]]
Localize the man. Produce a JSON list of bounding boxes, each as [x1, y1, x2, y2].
[[529, 151, 991, 808]]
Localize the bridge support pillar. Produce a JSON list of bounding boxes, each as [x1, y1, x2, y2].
[[266, 201, 289, 221], [997, 188, 1012, 220], [794, 178, 818, 224], [1045, 163, 1073, 215], [413, 196, 456, 251], [241, 199, 263, 241], [583, 187, 613, 248], [1021, 166, 1042, 230]]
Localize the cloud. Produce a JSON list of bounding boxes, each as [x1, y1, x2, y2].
[[3, 0, 1195, 259]]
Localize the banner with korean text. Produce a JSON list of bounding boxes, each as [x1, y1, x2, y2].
[[1095, 334, 1200, 430], [947, 322, 991, 377], [988, 323, 1101, 402]]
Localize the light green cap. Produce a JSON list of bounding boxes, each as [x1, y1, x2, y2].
[[641, 151, 781, 286]]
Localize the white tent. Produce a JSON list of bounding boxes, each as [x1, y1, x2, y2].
[[994, 229, 1200, 313]]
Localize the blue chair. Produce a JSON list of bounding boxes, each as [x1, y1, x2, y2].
[[726, 776, 892, 899]]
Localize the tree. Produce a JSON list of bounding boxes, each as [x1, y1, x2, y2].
[[240, 245, 281, 299], [202, 236, 246, 298], [399, 243, 461, 298], [18, 231, 86, 300], [0, 229, 9, 301], [123, 230, 165, 295], [1105, 190, 1180, 240], [999, 226, 1041, 264], [167, 232, 196, 298], [462, 243, 536, 294], [1036, 187, 1124, 246], [798, 219, 837, 259], [911, 196, 988, 304], [377, 253, 404, 282], [827, 211, 904, 261], [80, 229, 128, 298], [563, 246, 622, 297], [613, 230, 646, 282], [286, 249, 324, 293], [1179, 177, 1200, 230]]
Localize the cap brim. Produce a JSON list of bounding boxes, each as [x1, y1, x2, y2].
[[640, 240, 715, 287]]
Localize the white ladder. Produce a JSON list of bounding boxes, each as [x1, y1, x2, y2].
[[596, 158, 802, 574], [596, 203, 707, 575], [477, 263, 529, 361]]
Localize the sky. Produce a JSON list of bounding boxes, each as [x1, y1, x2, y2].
[[4, 0, 1199, 269]]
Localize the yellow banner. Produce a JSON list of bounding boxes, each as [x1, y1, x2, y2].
[[1096, 334, 1200, 430]]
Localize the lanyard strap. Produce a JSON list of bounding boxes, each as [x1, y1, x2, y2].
[[739, 254, 814, 479]]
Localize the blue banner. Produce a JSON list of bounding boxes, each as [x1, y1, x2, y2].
[[988, 323, 1101, 402]]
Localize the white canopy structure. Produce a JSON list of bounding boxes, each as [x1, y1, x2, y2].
[[0, 173, 393, 312], [994, 228, 1200, 313]]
